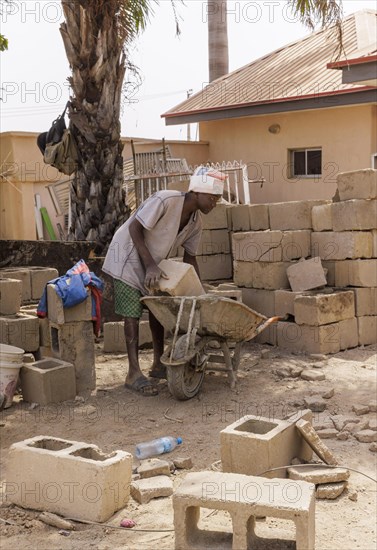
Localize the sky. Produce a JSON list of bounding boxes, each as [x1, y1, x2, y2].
[[1, 0, 376, 140]]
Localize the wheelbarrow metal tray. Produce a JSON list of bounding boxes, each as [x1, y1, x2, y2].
[[141, 295, 267, 342]]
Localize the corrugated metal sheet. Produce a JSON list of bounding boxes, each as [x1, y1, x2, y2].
[[163, 11, 376, 119]]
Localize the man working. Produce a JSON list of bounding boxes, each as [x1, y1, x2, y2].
[[102, 166, 226, 396]]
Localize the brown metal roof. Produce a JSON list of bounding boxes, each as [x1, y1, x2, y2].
[[163, 10, 377, 123]]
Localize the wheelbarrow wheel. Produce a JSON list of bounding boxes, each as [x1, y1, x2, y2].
[[166, 363, 205, 400]]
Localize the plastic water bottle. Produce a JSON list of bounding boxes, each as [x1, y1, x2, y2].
[[135, 436, 182, 460]]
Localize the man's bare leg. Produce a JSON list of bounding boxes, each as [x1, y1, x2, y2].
[[124, 317, 157, 394], [148, 310, 167, 379]]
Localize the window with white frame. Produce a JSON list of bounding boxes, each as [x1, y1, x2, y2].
[[290, 148, 322, 177]]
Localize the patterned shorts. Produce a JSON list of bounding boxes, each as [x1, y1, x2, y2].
[[113, 279, 143, 319]]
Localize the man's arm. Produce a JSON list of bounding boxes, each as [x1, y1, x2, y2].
[[129, 218, 166, 290], [183, 250, 200, 279]]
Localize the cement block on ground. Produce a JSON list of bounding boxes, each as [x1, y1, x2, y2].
[[173, 470, 315, 550], [50, 321, 95, 394], [294, 291, 355, 326], [295, 418, 338, 465], [316, 482, 347, 500], [311, 232, 372, 260], [339, 317, 359, 350], [352, 288, 377, 316], [198, 229, 230, 256], [269, 200, 329, 230], [249, 204, 269, 230], [47, 284, 92, 324], [337, 169, 377, 200], [335, 260, 377, 287], [20, 358, 76, 405], [358, 316, 377, 345], [130, 475, 173, 504], [0, 278, 22, 315], [197, 254, 232, 281], [287, 258, 327, 292], [0, 313, 39, 352], [202, 204, 230, 229], [312, 203, 333, 231], [332, 199, 377, 231], [158, 260, 204, 296], [234, 261, 291, 290], [137, 458, 171, 479], [277, 321, 341, 355], [230, 205, 251, 231], [103, 320, 152, 352], [30, 267, 59, 301], [241, 288, 275, 317], [220, 410, 313, 478], [0, 268, 31, 302], [287, 465, 349, 484], [6, 435, 132, 522]]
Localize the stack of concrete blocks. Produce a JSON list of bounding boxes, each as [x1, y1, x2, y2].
[[47, 283, 96, 395], [6, 435, 132, 522], [0, 267, 58, 353], [193, 204, 233, 282], [230, 200, 328, 345]]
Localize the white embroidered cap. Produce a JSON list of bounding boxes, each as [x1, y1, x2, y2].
[[188, 165, 226, 195]]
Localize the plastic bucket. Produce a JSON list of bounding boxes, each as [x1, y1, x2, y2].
[[0, 343, 24, 408]]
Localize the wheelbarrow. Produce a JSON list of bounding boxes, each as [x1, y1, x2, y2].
[[141, 295, 279, 400]]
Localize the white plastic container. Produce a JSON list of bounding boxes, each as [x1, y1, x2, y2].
[[0, 343, 24, 408]]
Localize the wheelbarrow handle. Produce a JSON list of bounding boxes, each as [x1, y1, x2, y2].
[[245, 316, 282, 342]]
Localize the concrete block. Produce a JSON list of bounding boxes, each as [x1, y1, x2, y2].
[[337, 169, 377, 200], [234, 261, 291, 290], [50, 321, 95, 394], [20, 358, 76, 405], [197, 254, 232, 281], [339, 317, 358, 350], [332, 199, 377, 231], [269, 199, 329, 230], [372, 229, 377, 257], [316, 482, 347, 500], [6, 435, 132, 522], [277, 321, 341, 354], [39, 318, 51, 347], [352, 288, 377, 316], [198, 229, 230, 255], [29, 267, 59, 301], [137, 458, 171, 479], [358, 316, 377, 345], [131, 475, 173, 504], [232, 230, 310, 262], [254, 322, 278, 345], [220, 410, 313, 478], [311, 231, 372, 260], [0, 313, 39, 352], [322, 260, 336, 286], [275, 289, 311, 317], [287, 465, 349, 484], [0, 268, 31, 302], [173, 470, 315, 550], [103, 320, 152, 352], [230, 205, 251, 231], [249, 204, 269, 230], [241, 288, 275, 317], [202, 204, 229, 229], [158, 260, 204, 296], [287, 258, 327, 292], [294, 291, 355, 326], [295, 419, 338, 465], [334, 260, 377, 287], [47, 284, 92, 324], [0, 278, 22, 315], [312, 203, 333, 231]]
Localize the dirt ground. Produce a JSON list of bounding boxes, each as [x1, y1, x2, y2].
[[0, 340, 376, 550]]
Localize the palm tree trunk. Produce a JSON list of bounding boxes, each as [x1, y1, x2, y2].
[[60, 0, 129, 251], [208, 0, 229, 82]]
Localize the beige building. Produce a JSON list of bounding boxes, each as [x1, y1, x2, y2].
[[163, 10, 377, 203]]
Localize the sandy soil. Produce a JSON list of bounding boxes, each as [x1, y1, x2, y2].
[[0, 341, 376, 550]]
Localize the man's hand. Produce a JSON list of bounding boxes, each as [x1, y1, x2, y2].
[[145, 264, 168, 293]]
